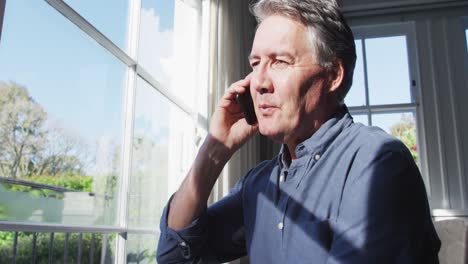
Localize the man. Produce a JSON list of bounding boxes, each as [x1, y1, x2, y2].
[[157, 0, 441, 263]]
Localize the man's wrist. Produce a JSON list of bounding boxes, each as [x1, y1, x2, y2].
[[181, 135, 232, 210], [201, 134, 234, 165]]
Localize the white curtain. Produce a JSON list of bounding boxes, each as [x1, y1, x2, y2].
[[195, 1, 282, 262], [202, 0, 261, 204], [202, 1, 259, 263]]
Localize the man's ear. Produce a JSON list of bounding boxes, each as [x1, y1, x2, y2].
[[328, 60, 344, 93]]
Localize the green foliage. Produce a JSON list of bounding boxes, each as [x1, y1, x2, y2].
[[30, 174, 93, 192], [0, 231, 116, 264], [1, 174, 93, 199], [0, 183, 59, 199], [390, 114, 419, 165], [0, 204, 8, 219], [0, 232, 15, 247]]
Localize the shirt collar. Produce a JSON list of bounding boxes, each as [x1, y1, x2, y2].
[[278, 105, 353, 163]]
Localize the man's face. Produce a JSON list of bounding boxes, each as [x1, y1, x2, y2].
[[249, 15, 332, 144]]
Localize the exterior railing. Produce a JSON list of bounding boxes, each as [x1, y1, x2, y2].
[[0, 222, 126, 264], [4, 231, 111, 264]]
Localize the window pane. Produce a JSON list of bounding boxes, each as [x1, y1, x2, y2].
[[138, 0, 200, 108], [366, 36, 411, 105], [126, 233, 158, 264], [128, 78, 196, 229], [372, 112, 419, 164], [138, 0, 175, 90], [64, 0, 130, 50], [352, 114, 369, 125], [345, 39, 366, 106], [0, 0, 125, 226]]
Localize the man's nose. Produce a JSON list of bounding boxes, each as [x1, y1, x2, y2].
[[251, 66, 273, 94]]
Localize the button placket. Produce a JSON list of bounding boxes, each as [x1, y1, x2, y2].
[[279, 167, 293, 248], [277, 221, 284, 230], [279, 173, 285, 183], [314, 153, 321, 161], [276, 172, 289, 245], [279, 194, 291, 250]]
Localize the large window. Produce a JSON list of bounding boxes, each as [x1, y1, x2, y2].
[[64, 0, 130, 50], [125, 2, 203, 260], [348, 23, 425, 173], [0, 0, 125, 227], [0, 0, 202, 263]]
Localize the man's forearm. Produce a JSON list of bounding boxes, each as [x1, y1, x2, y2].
[[167, 134, 232, 230]]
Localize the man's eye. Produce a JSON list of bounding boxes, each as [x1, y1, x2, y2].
[[250, 61, 259, 68]]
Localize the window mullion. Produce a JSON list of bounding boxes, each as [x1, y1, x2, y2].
[[0, 0, 5, 43], [115, 0, 141, 263], [45, 0, 136, 67], [361, 38, 372, 126]]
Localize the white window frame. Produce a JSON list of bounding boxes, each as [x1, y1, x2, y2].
[[350, 22, 430, 189], [0, 0, 5, 43]]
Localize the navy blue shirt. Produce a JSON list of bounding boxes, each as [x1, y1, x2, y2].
[[157, 108, 440, 263]]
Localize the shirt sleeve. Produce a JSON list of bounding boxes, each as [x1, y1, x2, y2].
[[326, 148, 441, 264], [156, 174, 248, 264]]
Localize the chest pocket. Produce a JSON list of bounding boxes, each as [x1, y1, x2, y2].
[[284, 219, 333, 264]]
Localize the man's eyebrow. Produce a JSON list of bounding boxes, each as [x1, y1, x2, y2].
[[274, 52, 294, 58], [248, 52, 294, 61], [248, 54, 258, 61]]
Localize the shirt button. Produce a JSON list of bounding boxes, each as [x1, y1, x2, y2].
[[278, 222, 284, 230], [314, 154, 321, 161], [279, 173, 285, 183]]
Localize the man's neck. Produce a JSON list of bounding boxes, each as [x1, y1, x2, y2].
[[286, 121, 322, 160], [285, 103, 343, 160]]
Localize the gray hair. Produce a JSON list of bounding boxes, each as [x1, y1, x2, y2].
[[251, 0, 356, 102]]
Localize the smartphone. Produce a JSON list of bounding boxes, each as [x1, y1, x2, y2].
[[236, 87, 258, 125]]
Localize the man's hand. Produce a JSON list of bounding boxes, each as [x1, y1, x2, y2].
[[167, 75, 258, 230], [209, 75, 259, 157]]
